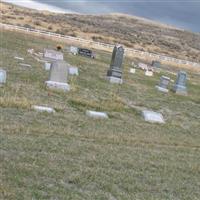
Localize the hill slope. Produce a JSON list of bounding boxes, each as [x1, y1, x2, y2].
[[1, 2, 200, 63], [0, 28, 200, 199]]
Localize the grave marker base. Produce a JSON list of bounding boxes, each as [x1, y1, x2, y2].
[[155, 86, 169, 93], [107, 76, 123, 84], [142, 110, 165, 124], [46, 81, 70, 92]]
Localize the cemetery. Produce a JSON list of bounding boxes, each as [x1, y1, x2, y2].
[[0, 29, 200, 200]]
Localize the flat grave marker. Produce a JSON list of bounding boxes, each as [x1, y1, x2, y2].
[[86, 110, 109, 119], [142, 110, 165, 124]]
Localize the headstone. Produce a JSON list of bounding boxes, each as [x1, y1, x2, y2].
[[44, 62, 51, 71], [27, 49, 34, 54], [145, 70, 153, 77], [86, 110, 108, 119], [130, 68, 136, 74], [152, 60, 161, 68], [45, 61, 70, 91], [44, 49, 63, 61], [0, 69, 6, 86], [173, 71, 187, 95], [14, 56, 24, 61], [142, 110, 165, 123], [156, 76, 170, 93], [32, 105, 55, 113], [19, 63, 31, 67], [70, 46, 78, 55], [138, 63, 148, 71], [68, 67, 79, 75], [107, 45, 124, 84]]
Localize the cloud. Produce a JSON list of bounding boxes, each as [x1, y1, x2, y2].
[[2, 0, 75, 13]]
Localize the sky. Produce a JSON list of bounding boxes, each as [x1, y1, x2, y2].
[[3, 0, 200, 32]]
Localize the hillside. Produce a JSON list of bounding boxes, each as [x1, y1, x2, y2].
[[1, 27, 200, 199], [1, 2, 200, 64]]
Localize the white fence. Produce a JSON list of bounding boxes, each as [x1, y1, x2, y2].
[[1, 23, 200, 68]]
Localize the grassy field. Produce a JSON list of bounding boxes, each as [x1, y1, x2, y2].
[[0, 30, 200, 200]]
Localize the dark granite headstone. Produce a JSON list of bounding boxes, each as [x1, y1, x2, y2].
[[152, 61, 161, 68], [173, 71, 187, 95], [107, 45, 124, 83]]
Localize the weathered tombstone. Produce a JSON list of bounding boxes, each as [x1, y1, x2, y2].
[[14, 56, 24, 61], [130, 68, 136, 74], [19, 63, 31, 67], [173, 71, 187, 95], [0, 69, 6, 86], [156, 76, 170, 93], [70, 46, 78, 55], [32, 105, 55, 113], [138, 63, 148, 71], [44, 62, 51, 71], [68, 66, 79, 76], [86, 110, 108, 119], [44, 49, 63, 61], [107, 45, 124, 84], [145, 70, 153, 77], [152, 60, 161, 68], [45, 61, 70, 91], [142, 110, 165, 124]]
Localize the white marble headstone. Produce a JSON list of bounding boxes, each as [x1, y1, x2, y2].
[[0, 69, 6, 85], [70, 46, 78, 55], [130, 68, 136, 74], [68, 67, 79, 75], [145, 71, 153, 77], [86, 110, 108, 119], [142, 110, 165, 123], [32, 105, 55, 113], [44, 49, 63, 61], [44, 62, 51, 71]]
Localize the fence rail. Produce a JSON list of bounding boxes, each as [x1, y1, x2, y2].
[[1, 23, 200, 68]]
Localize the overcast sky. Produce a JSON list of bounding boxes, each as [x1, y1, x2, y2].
[[4, 0, 200, 32]]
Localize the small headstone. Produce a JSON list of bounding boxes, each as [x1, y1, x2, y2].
[[142, 110, 165, 124], [107, 45, 124, 84], [27, 49, 34, 54], [44, 62, 51, 71], [45, 61, 70, 91], [130, 68, 136, 74], [14, 56, 24, 61], [156, 76, 170, 93], [44, 49, 63, 61], [138, 63, 148, 71], [19, 63, 31, 67], [70, 46, 78, 55], [68, 66, 79, 76], [173, 71, 187, 95], [0, 69, 6, 86], [152, 60, 161, 68], [32, 105, 55, 113], [145, 70, 153, 77], [86, 110, 108, 119]]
